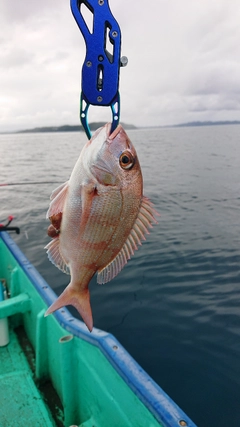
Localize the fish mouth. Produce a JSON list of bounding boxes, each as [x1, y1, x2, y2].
[[91, 123, 122, 143], [108, 123, 122, 140], [108, 123, 131, 150], [89, 123, 118, 185]]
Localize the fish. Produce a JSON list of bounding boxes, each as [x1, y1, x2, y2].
[[45, 123, 158, 331]]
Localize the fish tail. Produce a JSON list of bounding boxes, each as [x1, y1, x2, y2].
[[45, 285, 93, 332]]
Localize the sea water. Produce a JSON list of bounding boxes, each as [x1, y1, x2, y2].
[[0, 125, 240, 426]]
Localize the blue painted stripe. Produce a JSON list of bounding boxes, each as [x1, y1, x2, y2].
[[0, 231, 197, 427]]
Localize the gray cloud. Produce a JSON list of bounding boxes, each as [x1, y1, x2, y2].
[[1, 0, 63, 23], [0, 47, 35, 69], [1, 0, 240, 131]]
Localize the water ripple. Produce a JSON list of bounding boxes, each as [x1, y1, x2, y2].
[[1, 126, 240, 426]]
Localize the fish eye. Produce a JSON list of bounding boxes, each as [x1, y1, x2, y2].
[[119, 151, 135, 170]]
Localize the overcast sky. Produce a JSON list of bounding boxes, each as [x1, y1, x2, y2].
[[1, 0, 240, 132]]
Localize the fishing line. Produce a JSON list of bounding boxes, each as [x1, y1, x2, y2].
[[0, 181, 62, 187]]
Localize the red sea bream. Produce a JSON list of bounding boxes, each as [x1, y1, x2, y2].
[[45, 124, 158, 331]]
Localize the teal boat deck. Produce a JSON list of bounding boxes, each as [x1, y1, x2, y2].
[[0, 326, 60, 427], [0, 231, 196, 427]]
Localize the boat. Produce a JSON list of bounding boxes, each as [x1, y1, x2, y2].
[[0, 230, 197, 427]]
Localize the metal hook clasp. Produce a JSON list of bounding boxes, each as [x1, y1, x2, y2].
[[80, 91, 120, 139], [71, 0, 125, 139]]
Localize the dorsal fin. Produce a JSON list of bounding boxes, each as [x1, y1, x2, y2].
[[97, 196, 158, 284], [45, 237, 70, 275], [46, 181, 69, 219]]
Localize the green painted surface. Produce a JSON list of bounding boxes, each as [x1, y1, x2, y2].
[[0, 293, 31, 318], [0, 329, 56, 427], [0, 238, 162, 427]]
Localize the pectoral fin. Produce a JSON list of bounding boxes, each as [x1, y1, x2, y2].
[[50, 181, 69, 201], [46, 181, 69, 219], [45, 285, 93, 332]]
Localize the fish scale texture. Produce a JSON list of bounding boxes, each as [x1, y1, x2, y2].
[[45, 124, 158, 330], [65, 188, 123, 262]]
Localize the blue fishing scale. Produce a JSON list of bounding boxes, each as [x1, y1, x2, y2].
[[70, 0, 127, 139]]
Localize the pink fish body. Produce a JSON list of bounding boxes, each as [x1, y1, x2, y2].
[[45, 124, 157, 331]]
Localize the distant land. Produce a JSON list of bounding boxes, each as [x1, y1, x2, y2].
[[16, 122, 137, 134], [1, 120, 240, 134], [171, 120, 240, 128]]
